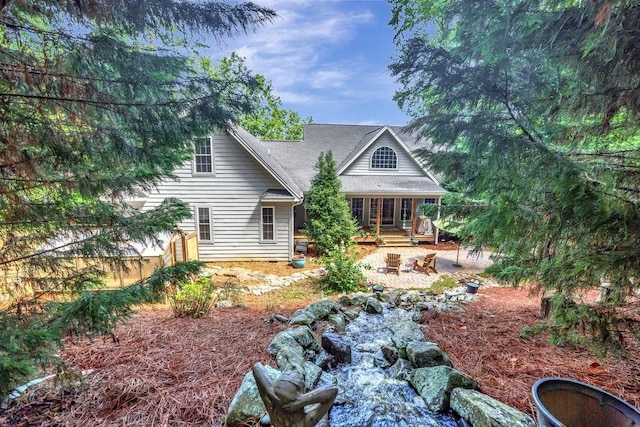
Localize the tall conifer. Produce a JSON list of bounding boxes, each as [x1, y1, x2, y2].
[[0, 0, 275, 396], [390, 0, 640, 350], [303, 151, 357, 255]]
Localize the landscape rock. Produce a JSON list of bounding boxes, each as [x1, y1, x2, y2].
[[289, 309, 316, 326], [321, 332, 352, 364], [391, 319, 424, 349], [226, 365, 280, 427], [392, 289, 423, 308], [303, 361, 323, 390], [411, 365, 477, 412], [350, 292, 370, 306], [327, 313, 346, 331], [275, 345, 305, 374], [381, 345, 399, 364], [406, 341, 453, 368], [314, 351, 333, 370], [450, 388, 536, 427], [387, 358, 414, 382], [364, 296, 383, 314], [338, 306, 361, 321], [305, 299, 337, 320], [336, 295, 353, 306], [266, 331, 303, 356], [286, 326, 321, 352]]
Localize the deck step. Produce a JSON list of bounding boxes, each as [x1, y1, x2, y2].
[[377, 235, 415, 247]]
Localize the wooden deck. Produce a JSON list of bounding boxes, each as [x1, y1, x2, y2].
[[294, 227, 436, 247]]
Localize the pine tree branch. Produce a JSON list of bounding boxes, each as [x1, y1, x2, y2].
[[0, 91, 210, 107]]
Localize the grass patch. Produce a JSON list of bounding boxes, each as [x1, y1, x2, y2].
[[254, 278, 326, 311], [430, 275, 459, 294]]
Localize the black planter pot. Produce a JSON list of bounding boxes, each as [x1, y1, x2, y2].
[[532, 377, 640, 427], [466, 282, 479, 294]]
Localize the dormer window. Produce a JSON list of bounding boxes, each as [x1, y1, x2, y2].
[[371, 146, 398, 169]]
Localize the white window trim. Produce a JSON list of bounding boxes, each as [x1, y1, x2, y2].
[[260, 206, 276, 243], [195, 205, 213, 242], [370, 146, 399, 171], [192, 136, 215, 175]]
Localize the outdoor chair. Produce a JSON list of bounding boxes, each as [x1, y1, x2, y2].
[[385, 253, 401, 275], [294, 240, 309, 254], [413, 253, 438, 275]]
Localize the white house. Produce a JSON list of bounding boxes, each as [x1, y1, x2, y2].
[[140, 123, 446, 261]]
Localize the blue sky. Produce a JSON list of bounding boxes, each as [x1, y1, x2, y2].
[[212, 0, 410, 126]]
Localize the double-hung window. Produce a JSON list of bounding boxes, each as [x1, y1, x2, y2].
[[261, 206, 275, 242], [194, 137, 214, 174], [196, 206, 212, 241]]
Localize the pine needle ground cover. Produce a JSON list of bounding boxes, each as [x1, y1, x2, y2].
[[2, 282, 638, 426]]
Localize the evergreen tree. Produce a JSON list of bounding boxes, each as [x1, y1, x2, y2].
[[303, 151, 357, 255], [0, 0, 275, 397], [390, 0, 640, 351]]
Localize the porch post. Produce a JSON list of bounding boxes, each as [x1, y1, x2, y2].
[[435, 197, 441, 245], [376, 198, 382, 236], [181, 233, 188, 262], [411, 198, 418, 237]]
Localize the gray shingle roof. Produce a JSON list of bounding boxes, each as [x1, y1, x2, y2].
[[340, 175, 445, 195], [227, 125, 304, 200], [262, 123, 441, 193]]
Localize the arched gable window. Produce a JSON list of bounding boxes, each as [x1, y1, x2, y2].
[[371, 146, 398, 169]]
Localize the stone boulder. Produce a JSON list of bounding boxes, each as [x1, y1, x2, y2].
[[350, 292, 370, 306], [305, 299, 337, 320], [275, 344, 305, 373], [406, 341, 453, 368], [387, 358, 414, 382], [336, 295, 353, 306], [450, 388, 536, 427], [314, 350, 333, 370], [391, 319, 424, 350], [321, 332, 352, 364], [226, 365, 280, 426], [339, 306, 361, 321], [391, 289, 424, 308], [327, 313, 346, 331], [286, 325, 321, 352], [364, 296, 383, 314], [381, 345, 399, 364], [266, 331, 303, 356], [411, 365, 477, 412], [303, 361, 323, 390], [289, 308, 316, 326]]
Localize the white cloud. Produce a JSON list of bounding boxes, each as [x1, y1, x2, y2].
[[218, 2, 374, 90], [202, 0, 409, 124], [276, 90, 315, 105]]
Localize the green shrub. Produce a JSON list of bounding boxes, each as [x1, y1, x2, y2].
[[321, 246, 368, 293], [215, 280, 243, 305], [430, 275, 458, 294], [170, 276, 215, 318]]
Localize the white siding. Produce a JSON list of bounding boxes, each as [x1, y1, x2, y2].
[[342, 133, 426, 176], [144, 132, 294, 261]]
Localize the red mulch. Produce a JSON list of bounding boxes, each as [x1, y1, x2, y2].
[[2, 286, 639, 426], [420, 286, 640, 416]]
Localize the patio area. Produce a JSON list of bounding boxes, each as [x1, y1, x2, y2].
[[359, 246, 495, 290]]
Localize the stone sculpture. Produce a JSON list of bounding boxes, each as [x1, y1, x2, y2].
[[252, 362, 338, 427]]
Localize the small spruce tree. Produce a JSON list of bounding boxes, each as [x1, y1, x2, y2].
[[303, 151, 357, 255]]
